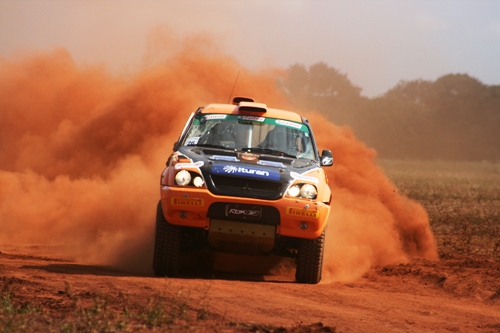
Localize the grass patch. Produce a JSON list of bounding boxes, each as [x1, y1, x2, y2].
[[0, 280, 214, 333], [378, 159, 500, 259]]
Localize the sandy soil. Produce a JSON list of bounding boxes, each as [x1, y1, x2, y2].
[[1, 247, 499, 333]]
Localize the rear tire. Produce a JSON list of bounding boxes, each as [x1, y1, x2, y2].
[[153, 201, 181, 277], [295, 230, 326, 284]]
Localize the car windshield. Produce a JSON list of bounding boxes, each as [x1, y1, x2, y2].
[[181, 114, 315, 159]]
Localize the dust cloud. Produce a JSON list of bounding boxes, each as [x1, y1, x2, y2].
[[0, 34, 437, 280], [309, 115, 438, 282]]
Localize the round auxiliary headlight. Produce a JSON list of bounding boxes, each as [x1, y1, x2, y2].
[[193, 176, 204, 187], [175, 170, 191, 186], [288, 185, 301, 197], [300, 184, 317, 199]]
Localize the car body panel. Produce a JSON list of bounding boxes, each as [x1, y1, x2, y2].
[[160, 99, 332, 249]]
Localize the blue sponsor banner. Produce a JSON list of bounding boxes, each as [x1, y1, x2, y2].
[[212, 164, 280, 181]]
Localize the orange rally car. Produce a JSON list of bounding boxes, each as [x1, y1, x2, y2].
[[153, 97, 333, 283]]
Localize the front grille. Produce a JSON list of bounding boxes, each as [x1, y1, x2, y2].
[[210, 175, 282, 199], [207, 203, 280, 226]]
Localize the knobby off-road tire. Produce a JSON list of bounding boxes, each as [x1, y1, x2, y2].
[[153, 201, 181, 277], [295, 229, 326, 284]]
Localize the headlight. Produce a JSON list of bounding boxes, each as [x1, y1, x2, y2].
[[300, 184, 317, 199], [287, 184, 317, 199], [193, 176, 204, 187], [287, 185, 301, 197], [175, 170, 191, 186]]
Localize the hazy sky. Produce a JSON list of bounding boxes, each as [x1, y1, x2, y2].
[[1, 0, 499, 96]]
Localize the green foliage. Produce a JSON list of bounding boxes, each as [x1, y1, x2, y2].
[[280, 63, 500, 161], [282, 62, 366, 119]]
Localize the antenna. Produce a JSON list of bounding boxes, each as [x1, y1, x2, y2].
[[228, 71, 240, 103]]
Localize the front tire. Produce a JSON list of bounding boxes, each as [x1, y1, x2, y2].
[[295, 230, 326, 284], [153, 201, 181, 277]]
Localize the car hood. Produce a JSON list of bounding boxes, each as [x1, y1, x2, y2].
[[178, 146, 321, 200]]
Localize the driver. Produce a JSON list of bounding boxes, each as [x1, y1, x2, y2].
[[294, 132, 305, 155], [201, 120, 251, 149]]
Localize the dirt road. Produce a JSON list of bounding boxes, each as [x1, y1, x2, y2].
[[1, 247, 499, 332]]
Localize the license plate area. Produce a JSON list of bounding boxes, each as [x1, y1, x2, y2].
[[225, 204, 262, 221]]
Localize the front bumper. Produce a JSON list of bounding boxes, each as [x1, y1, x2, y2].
[[160, 185, 330, 239]]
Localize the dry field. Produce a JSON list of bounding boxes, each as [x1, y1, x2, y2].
[[1, 159, 499, 333], [378, 159, 500, 260]]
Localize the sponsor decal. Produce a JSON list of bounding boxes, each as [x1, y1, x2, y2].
[[290, 171, 319, 184], [212, 164, 280, 180], [228, 208, 261, 217], [258, 160, 284, 168], [322, 156, 333, 165], [171, 197, 204, 206], [238, 115, 265, 122], [275, 119, 303, 129], [286, 207, 319, 218], [201, 114, 227, 122], [185, 137, 200, 145], [211, 155, 239, 162], [226, 204, 262, 221], [174, 161, 204, 170]]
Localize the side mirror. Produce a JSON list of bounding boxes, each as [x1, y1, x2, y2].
[[320, 150, 333, 166]]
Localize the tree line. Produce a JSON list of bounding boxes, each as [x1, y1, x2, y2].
[[280, 62, 500, 161]]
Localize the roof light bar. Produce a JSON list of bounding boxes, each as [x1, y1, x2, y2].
[[232, 97, 255, 105], [238, 101, 267, 113]]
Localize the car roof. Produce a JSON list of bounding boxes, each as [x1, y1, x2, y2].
[[200, 102, 304, 123]]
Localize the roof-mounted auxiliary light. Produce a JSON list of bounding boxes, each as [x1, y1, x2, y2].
[[232, 96, 255, 104], [231, 97, 267, 112], [238, 101, 267, 113]]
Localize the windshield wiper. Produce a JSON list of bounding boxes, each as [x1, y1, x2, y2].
[[240, 147, 297, 159]]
